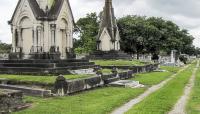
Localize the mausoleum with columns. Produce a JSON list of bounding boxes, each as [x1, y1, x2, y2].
[[8, 0, 74, 59]]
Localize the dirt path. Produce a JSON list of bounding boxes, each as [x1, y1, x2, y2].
[[111, 65, 190, 114], [168, 60, 199, 114]]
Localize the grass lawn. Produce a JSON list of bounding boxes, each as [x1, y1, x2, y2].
[[160, 66, 181, 73], [186, 67, 200, 114], [132, 66, 181, 86], [14, 87, 146, 114], [125, 63, 195, 114], [92, 60, 149, 66], [0, 74, 93, 84]]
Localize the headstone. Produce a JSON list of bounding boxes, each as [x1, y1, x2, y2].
[[171, 50, 177, 63]]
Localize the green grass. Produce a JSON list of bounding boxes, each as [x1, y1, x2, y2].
[[187, 65, 200, 114], [133, 72, 173, 86], [132, 66, 181, 86], [0, 74, 93, 84], [14, 87, 146, 114], [160, 66, 181, 73], [126, 63, 195, 114], [101, 69, 112, 74], [92, 60, 148, 66]]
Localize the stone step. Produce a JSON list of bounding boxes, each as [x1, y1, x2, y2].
[[0, 59, 89, 63], [0, 65, 96, 75], [0, 84, 52, 97], [0, 62, 95, 68]]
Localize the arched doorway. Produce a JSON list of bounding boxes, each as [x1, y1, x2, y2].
[[19, 17, 32, 56], [60, 19, 68, 59]]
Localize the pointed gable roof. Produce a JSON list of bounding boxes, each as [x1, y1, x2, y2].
[[9, 0, 74, 24], [98, 0, 119, 41]]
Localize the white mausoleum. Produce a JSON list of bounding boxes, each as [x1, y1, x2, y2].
[[97, 0, 120, 51], [9, 0, 74, 59]]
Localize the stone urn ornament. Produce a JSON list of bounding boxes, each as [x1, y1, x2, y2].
[[54, 74, 68, 96]]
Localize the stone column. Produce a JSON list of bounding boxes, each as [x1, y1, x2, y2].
[[12, 27, 16, 52], [50, 25, 56, 47], [66, 30, 70, 51], [18, 28, 22, 52], [33, 26, 37, 52]]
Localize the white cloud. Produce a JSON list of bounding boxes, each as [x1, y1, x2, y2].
[[0, 0, 200, 47]]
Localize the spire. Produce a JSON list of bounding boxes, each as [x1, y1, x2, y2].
[[97, 0, 120, 51], [105, 0, 112, 8], [98, 0, 118, 40]]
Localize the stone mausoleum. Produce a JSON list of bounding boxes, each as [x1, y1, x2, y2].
[[0, 0, 95, 75], [90, 0, 131, 59], [8, 0, 74, 59], [97, 0, 120, 51]]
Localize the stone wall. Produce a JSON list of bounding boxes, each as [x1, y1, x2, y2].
[[0, 89, 23, 113], [54, 64, 159, 95]]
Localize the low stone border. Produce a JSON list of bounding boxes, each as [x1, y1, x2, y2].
[[0, 64, 158, 96], [54, 64, 159, 95]]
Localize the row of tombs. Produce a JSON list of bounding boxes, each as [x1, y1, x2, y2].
[[0, 64, 158, 113]]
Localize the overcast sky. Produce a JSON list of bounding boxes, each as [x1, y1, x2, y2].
[[0, 0, 200, 47]]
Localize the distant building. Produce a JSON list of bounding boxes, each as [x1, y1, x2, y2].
[[89, 0, 131, 59], [8, 0, 74, 59], [97, 0, 120, 51]]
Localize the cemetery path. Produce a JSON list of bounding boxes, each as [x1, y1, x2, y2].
[[111, 64, 190, 114], [168, 60, 199, 114]]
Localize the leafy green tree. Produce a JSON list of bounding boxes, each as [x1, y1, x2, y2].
[[74, 13, 99, 54], [118, 15, 195, 57], [0, 41, 11, 53]]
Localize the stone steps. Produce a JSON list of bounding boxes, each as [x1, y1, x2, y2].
[[0, 59, 95, 75], [0, 59, 89, 63], [0, 65, 96, 75], [0, 62, 94, 68]]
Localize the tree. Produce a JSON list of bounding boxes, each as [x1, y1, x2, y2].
[[74, 13, 99, 54], [0, 41, 11, 53], [118, 15, 196, 58]]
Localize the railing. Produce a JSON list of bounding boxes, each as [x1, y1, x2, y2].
[[50, 46, 59, 53], [11, 47, 22, 53]]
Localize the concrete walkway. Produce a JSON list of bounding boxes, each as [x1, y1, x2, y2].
[[111, 65, 190, 114], [168, 60, 199, 114]]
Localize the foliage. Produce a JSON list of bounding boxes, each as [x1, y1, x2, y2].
[[0, 41, 11, 53], [118, 16, 195, 58], [179, 55, 188, 64], [14, 87, 145, 114], [74, 13, 99, 54]]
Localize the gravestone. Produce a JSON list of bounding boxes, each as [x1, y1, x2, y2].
[[171, 50, 177, 63]]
